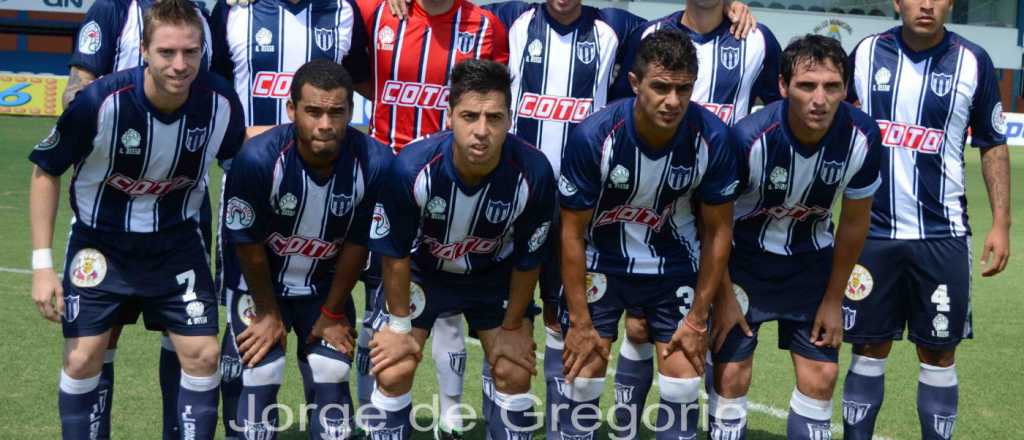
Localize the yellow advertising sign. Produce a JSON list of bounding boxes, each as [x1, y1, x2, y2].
[[0, 75, 66, 117]]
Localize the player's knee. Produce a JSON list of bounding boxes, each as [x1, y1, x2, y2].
[[917, 346, 955, 367], [625, 316, 649, 344], [307, 353, 350, 384], [63, 348, 105, 379], [796, 362, 838, 399], [493, 358, 531, 394], [374, 357, 417, 391], [181, 340, 220, 375], [242, 356, 285, 386], [714, 361, 752, 398], [853, 341, 893, 359]]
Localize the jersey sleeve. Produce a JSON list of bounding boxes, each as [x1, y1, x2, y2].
[[512, 157, 556, 271], [216, 90, 247, 167], [347, 139, 393, 246], [845, 125, 882, 200], [845, 40, 863, 104], [68, 0, 124, 76], [968, 49, 1008, 148], [753, 26, 782, 104], [558, 126, 603, 210], [609, 24, 647, 101], [368, 159, 421, 258], [482, 1, 531, 29], [696, 122, 740, 205], [221, 144, 272, 244], [28, 88, 99, 176], [209, 1, 233, 81], [341, 0, 372, 84], [599, 8, 645, 41]]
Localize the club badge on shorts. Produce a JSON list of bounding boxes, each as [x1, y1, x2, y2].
[[70, 248, 107, 288]]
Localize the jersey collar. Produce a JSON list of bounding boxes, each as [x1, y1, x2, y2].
[[442, 131, 506, 195], [670, 10, 733, 45], [541, 4, 595, 36], [411, 0, 465, 21], [892, 26, 952, 63]]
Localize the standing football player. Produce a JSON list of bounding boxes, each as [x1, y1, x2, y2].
[[366, 59, 555, 440], [558, 29, 738, 440], [710, 34, 881, 440], [841, 0, 1011, 439], [29, 1, 244, 439], [222, 59, 391, 440]]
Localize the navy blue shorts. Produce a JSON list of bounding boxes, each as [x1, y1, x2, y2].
[[369, 274, 511, 334], [559, 272, 696, 343], [843, 237, 973, 350], [226, 288, 357, 363], [360, 252, 382, 330], [61, 223, 218, 338], [538, 216, 562, 306]]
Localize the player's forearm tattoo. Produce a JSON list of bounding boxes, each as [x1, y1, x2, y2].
[[62, 68, 96, 108], [981, 145, 1011, 227]]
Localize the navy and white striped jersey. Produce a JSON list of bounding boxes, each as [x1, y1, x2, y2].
[[849, 27, 1007, 240], [731, 101, 882, 255], [69, 0, 213, 76], [221, 124, 392, 296], [210, 0, 367, 126], [485, 1, 643, 175], [559, 98, 739, 277], [29, 67, 244, 233], [369, 131, 556, 285], [609, 12, 781, 125]]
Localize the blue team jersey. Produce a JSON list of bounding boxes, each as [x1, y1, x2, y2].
[[221, 124, 392, 296], [559, 98, 739, 277], [368, 131, 556, 285], [210, 0, 368, 126], [609, 11, 781, 125], [69, 0, 213, 76], [731, 101, 882, 255], [29, 67, 244, 234], [486, 1, 642, 175], [848, 27, 1007, 240]]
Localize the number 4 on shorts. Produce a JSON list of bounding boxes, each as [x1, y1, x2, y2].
[[931, 284, 951, 313]]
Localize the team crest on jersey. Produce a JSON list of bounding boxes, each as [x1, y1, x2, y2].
[[720, 46, 740, 70], [78, 21, 102, 55], [485, 200, 511, 223], [70, 248, 107, 288], [237, 293, 257, 326], [527, 39, 543, 63], [842, 306, 856, 331], [576, 41, 596, 64], [584, 272, 607, 303], [929, 72, 954, 98], [819, 160, 844, 185], [456, 32, 476, 54], [528, 221, 551, 252], [64, 295, 80, 322], [277, 193, 298, 216], [244, 421, 274, 440], [378, 26, 396, 51], [873, 67, 892, 92], [185, 127, 207, 153], [932, 313, 949, 338], [933, 414, 956, 439], [220, 354, 242, 382], [120, 128, 142, 155], [448, 351, 467, 376], [255, 28, 275, 52], [426, 196, 447, 220], [842, 400, 871, 425], [992, 102, 1007, 135], [733, 284, 749, 315], [35, 127, 60, 151], [314, 28, 336, 52], [609, 165, 630, 189], [614, 383, 634, 404], [769, 166, 789, 191], [559, 175, 578, 196], [371, 203, 390, 238], [666, 165, 692, 190], [805, 422, 832, 440], [845, 264, 873, 301], [330, 194, 354, 217]]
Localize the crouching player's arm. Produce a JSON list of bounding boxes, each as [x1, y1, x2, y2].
[[370, 254, 421, 374], [235, 244, 287, 367], [307, 242, 367, 355], [560, 207, 608, 382]]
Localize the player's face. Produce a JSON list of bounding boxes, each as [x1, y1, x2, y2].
[[142, 23, 203, 98], [629, 63, 695, 132], [781, 58, 846, 139], [546, 0, 582, 19], [447, 90, 511, 171], [287, 84, 351, 161], [894, 0, 953, 38]]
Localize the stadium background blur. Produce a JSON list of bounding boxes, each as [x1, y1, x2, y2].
[[1, 0, 1022, 438]]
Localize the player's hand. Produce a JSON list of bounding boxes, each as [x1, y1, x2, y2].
[[236, 311, 287, 367], [31, 268, 63, 322], [711, 288, 753, 353], [369, 326, 421, 375], [385, 0, 412, 19], [981, 226, 1010, 277], [562, 322, 608, 383], [726, 1, 757, 39], [810, 298, 843, 348], [488, 324, 537, 376], [664, 315, 707, 376], [226, 0, 255, 7], [308, 313, 355, 356]]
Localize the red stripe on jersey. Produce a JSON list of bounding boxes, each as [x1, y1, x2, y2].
[[357, 0, 509, 152]]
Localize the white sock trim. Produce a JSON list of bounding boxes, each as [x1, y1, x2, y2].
[[493, 390, 535, 412], [710, 393, 748, 420], [544, 327, 564, 350], [658, 374, 701, 403], [371, 389, 411, 412], [619, 339, 654, 361], [565, 377, 605, 402], [919, 363, 958, 388], [850, 354, 887, 377], [180, 370, 221, 392], [59, 370, 100, 395], [160, 335, 175, 352], [104, 349, 117, 364], [789, 388, 832, 421]]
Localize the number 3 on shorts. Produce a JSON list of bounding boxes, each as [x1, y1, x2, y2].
[[177, 269, 198, 302], [676, 286, 694, 315], [931, 284, 951, 312]]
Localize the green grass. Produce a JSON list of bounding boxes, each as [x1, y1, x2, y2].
[[1, 115, 1022, 438]]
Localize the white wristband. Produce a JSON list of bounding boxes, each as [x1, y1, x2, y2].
[[388, 315, 412, 334], [32, 248, 53, 270]]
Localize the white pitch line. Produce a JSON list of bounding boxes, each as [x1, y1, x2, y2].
[[0, 267, 33, 275]]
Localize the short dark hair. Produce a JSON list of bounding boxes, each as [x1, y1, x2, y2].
[[630, 29, 698, 80], [780, 34, 849, 85], [448, 59, 512, 109], [290, 59, 354, 106], [142, 0, 205, 49]]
